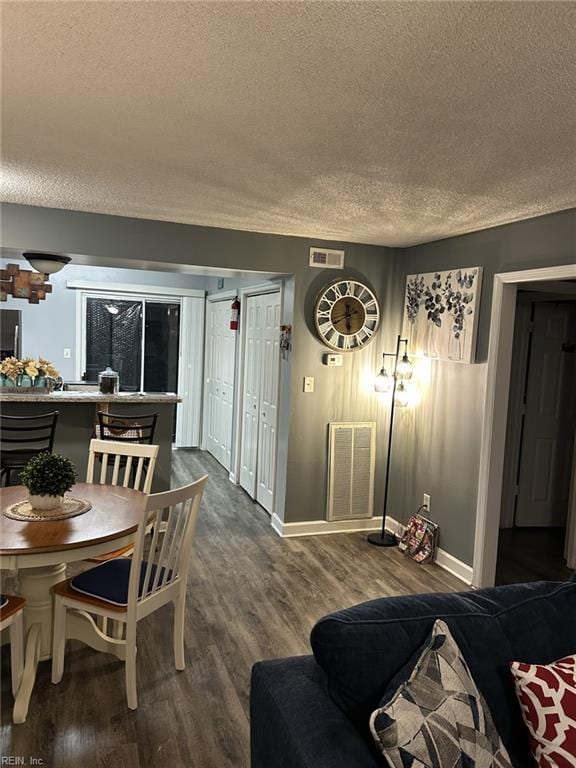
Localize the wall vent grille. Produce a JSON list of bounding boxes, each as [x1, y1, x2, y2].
[[327, 422, 375, 521], [309, 247, 345, 269]]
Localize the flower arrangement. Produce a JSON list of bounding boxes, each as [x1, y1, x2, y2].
[[21, 453, 77, 510], [0, 356, 59, 387], [442, 269, 478, 340], [405, 274, 425, 324], [423, 273, 446, 328]]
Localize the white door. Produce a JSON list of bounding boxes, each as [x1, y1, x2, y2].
[[516, 302, 576, 526], [239, 294, 262, 497], [239, 291, 281, 513], [256, 292, 281, 513], [204, 298, 236, 471]]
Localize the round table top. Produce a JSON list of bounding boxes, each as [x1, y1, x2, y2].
[[0, 483, 146, 555]]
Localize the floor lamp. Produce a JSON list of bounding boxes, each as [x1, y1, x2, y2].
[[367, 334, 413, 547]]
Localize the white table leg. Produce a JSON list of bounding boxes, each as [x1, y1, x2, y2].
[[13, 623, 41, 724], [18, 563, 66, 660]]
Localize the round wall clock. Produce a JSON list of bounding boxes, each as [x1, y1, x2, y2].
[[314, 278, 380, 351]]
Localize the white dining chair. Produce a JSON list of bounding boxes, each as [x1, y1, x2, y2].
[[87, 438, 158, 493], [51, 475, 208, 710], [85, 438, 159, 563], [0, 594, 41, 724], [0, 595, 25, 700]]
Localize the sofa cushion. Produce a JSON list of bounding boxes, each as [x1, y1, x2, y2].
[[311, 580, 576, 767], [370, 620, 513, 768]]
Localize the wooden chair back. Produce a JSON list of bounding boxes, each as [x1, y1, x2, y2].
[[86, 439, 159, 493], [128, 476, 207, 609]]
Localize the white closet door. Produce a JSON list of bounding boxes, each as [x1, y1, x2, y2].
[[256, 292, 281, 513], [204, 298, 236, 471], [239, 295, 262, 496]]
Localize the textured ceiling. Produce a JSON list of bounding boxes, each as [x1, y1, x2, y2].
[[1, 1, 575, 247]]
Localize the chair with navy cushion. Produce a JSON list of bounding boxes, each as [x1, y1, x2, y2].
[[51, 474, 207, 709]]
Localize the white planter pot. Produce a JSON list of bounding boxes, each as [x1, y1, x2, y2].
[[29, 494, 64, 511]]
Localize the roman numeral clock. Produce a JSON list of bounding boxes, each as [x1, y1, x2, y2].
[[314, 279, 380, 351]]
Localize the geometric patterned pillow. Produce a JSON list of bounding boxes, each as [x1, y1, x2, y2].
[[510, 654, 576, 768], [370, 620, 514, 768]]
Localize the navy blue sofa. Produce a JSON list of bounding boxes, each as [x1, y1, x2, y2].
[[251, 580, 576, 768]]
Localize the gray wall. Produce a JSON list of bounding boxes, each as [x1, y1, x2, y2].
[[1, 204, 402, 527], [391, 208, 576, 565], [5, 203, 570, 559], [0, 260, 208, 380]]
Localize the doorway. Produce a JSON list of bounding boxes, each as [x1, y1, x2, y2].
[[238, 288, 281, 514], [473, 264, 576, 588], [497, 296, 576, 584]]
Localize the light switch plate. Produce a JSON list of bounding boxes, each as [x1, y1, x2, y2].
[[303, 376, 314, 393], [63, 348, 71, 359]]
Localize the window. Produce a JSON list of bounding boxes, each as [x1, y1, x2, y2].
[[82, 295, 180, 393]]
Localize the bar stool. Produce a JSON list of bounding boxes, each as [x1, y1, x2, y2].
[[0, 411, 59, 486]]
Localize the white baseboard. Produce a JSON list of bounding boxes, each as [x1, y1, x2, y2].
[[386, 515, 473, 585], [271, 513, 383, 538], [269, 513, 473, 586]]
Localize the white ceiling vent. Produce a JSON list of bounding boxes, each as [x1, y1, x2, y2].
[[327, 422, 375, 521], [309, 247, 345, 270]]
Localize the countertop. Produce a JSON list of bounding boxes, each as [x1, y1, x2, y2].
[[0, 391, 182, 403]]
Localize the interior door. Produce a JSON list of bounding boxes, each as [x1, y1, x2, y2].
[[204, 298, 236, 471], [516, 302, 576, 526], [255, 292, 281, 513], [239, 294, 262, 496]]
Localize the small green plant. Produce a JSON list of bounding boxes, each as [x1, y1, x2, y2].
[[20, 453, 77, 497]]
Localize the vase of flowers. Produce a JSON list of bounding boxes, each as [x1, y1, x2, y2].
[[423, 274, 445, 358], [0, 356, 59, 390], [442, 269, 477, 361], [0, 356, 22, 387], [405, 274, 425, 351], [20, 453, 77, 512]]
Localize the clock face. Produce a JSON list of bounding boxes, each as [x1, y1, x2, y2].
[[314, 279, 380, 351]]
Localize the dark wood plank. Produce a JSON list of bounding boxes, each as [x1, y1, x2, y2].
[[1, 448, 463, 766]]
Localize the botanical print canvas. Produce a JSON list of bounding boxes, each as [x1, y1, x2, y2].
[[403, 267, 483, 363]]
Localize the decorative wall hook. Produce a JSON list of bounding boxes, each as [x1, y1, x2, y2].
[[280, 324, 292, 359]]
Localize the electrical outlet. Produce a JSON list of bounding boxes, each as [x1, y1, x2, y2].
[[303, 376, 314, 393], [423, 493, 431, 511], [63, 348, 71, 359]]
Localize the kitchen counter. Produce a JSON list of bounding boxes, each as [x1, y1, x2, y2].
[[1, 393, 180, 490], [0, 391, 181, 403]]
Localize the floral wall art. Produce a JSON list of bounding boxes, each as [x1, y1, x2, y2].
[[403, 268, 483, 363]]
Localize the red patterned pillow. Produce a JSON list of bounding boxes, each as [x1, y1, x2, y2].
[[510, 654, 576, 767]]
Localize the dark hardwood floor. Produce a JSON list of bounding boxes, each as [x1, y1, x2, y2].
[[496, 526, 572, 585], [1, 449, 463, 767]]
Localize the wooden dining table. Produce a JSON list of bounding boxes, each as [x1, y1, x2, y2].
[[0, 482, 147, 722]]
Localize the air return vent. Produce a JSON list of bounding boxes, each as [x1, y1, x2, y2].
[[327, 422, 375, 521], [309, 247, 345, 269]]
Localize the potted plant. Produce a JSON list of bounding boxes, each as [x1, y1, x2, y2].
[[20, 453, 77, 511]]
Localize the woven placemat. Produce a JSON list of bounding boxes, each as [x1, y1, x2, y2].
[[4, 496, 92, 522]]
